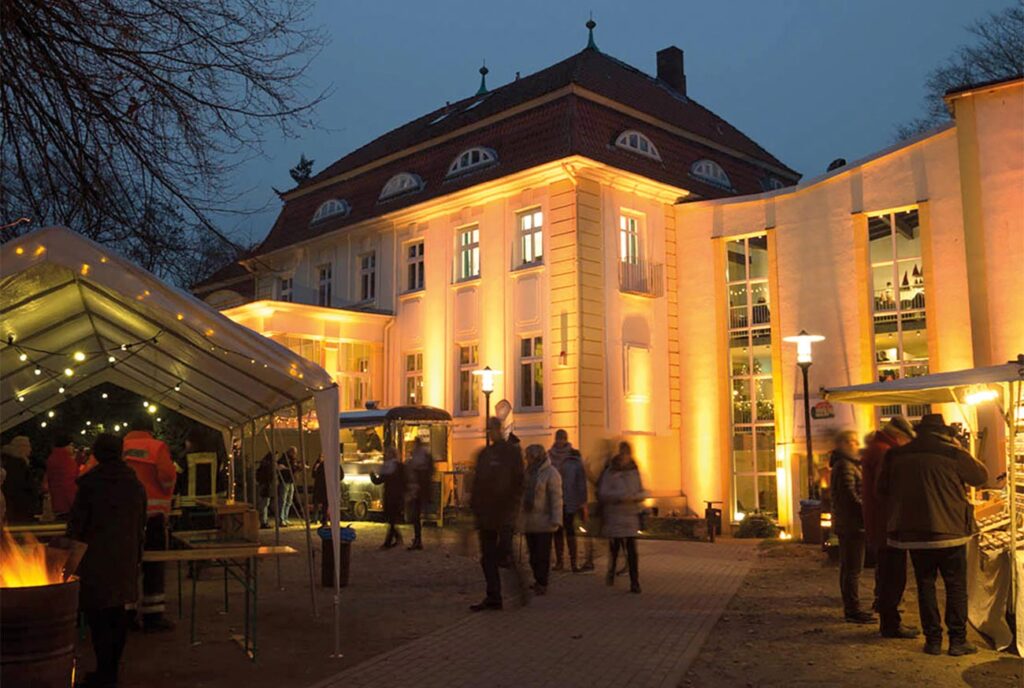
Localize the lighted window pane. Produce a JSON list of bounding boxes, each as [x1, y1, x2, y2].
[[755, 428, 776, 472], [755, 378, 774, 421], [757, 475, 779, 513], [726, 241, 746, 282], [730, 347, 749, 376], [748, 236, 769, 279], [732, 379, 752, 424], [735, 475, 757, 514], [751, 344, 772, 376], [732, 432, 755, 473], [894, 210, 921, 259]]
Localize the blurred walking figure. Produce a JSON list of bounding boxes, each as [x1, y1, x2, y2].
[[277, 446, 299, 526], [861, 416, 919, 639], [256, 452, 274, 528], [599, 442, 645, 593], [521, 444, 563, 595], [1, 435, 35, 523], [469, 417, 524, 611], [406, 436, 434, 550], [46, 432, 79, 519], [548, 429, 588, 572], [370, 447, 405, 549], [67, 433, 147, 688], [879, 413, 988, 657], [830, 430, 874, 624]]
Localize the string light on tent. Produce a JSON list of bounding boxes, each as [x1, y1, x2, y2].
[[146, 404, 157, 414], [108, 355, 116, 364], [34, 366, 42, 376], [18, 353, 27, 362], [174, 382, 182, 392], [47, 410, 55, 418], [17, 395, 25, 402], [72, 351, 86, 362], [63, 368, 74, 377], [113, 424, 121, 432], [101, 393, 108, 399], [40, 421, 47, 428], [58, 386, 65, 394]]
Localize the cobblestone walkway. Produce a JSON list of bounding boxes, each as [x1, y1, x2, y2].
[[310, 539, 757, 688]]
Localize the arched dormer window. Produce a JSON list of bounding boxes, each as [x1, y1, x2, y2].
[[615, 130, 661, 161], [447, 147, 497, 177], [310, 198, 351, 224], [761, 176, 787, 192], [379, 172, 424, 201], [690, 159, 732, 189]]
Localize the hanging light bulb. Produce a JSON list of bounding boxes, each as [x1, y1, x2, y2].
[[72, 351, 86, 362], [108, 355, 116, 364], [156, 417, 162, 422], [174, 382, 182, 392], [142, 400, 149, 408], [146, 404, 157, 414], [19, 353, 27, 362], [86, 421, 92, 426], [121, 344, 128, 351], [34, 366, 42, 376], [113, 424, 121, 432], [47, 410, 55, 418], [81, 429, 87, 435], [101, 393, 109, 399], [40, 421, 47, 428], [58, 386, 65, 394], [17, 395, 25, 402], [64, 368, 74, 377]]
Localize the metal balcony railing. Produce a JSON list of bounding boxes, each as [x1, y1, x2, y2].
[[618, 259, 664, 297]]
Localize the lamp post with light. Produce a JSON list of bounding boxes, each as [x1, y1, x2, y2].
[[472, 366, 500, 446], [783, 330, 825, 498]]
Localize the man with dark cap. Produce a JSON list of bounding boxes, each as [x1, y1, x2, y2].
[[861, 415, 918, 639], [67, 433, 147, 688], [879, 413, 988, 656]]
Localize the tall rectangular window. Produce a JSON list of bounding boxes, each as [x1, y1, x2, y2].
[[869, 209, 928, 418], [406, 241, 425, 292], [457, 226, 480, 281], [359, 252, 376, 302], [317, 263, 332, 307], [457, 344, 480, 414], [278, 276, 293, 302], [725, 235, 776, 516], [519, 336, 543, 410], [338, 342, 372, 411], [404, 352, 423, 405], [619, 214, 641, 265], [518, 209, 543, 265]]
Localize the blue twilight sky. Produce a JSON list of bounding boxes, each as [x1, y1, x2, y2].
[[218, 0, 1010, 246]]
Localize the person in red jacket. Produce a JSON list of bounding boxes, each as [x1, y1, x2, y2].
[[46, 432, 79, 518], [122, 416, 177, 632], [862, 415, 917, 639]]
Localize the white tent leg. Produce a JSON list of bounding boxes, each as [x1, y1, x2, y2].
[[269, 412, 282, 590], [296, 402, 318, 618]]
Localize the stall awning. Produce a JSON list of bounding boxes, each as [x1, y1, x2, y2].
[[824, 359, 1024, 406]]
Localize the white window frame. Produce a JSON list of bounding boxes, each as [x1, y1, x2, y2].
[[518, 335, 544, 411], [619, 213, 642, 265], [517, 208, 543, 266], [456, 343, 480, 415], [406, 240, 425, 292], [311, 198, 351, 224], [615, 130, 661, 161], [379, 172, 424, 201], [457, 225, 480, 281], [691, 159, 732, 189], [404, 352, 424, 405], [278, 275, 293, 302], [317, 263, 332, 307], [447, 147, 497, 177], [359, 251, 376, 302]]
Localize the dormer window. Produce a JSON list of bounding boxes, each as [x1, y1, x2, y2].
[[447, 147, 497, 177], [615, 130, 661, 161], [761, 177, 787, 192], [379, 172, 424, 201], [690, 159, 732, 189], [311, 198, 351, 224]]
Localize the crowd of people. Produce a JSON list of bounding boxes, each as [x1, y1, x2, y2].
[[828, 412, 988, 657]]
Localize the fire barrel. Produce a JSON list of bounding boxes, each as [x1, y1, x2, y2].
[[1, 577, 80, 688]]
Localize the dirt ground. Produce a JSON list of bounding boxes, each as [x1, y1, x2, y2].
[[684, 541, 1022, 688]]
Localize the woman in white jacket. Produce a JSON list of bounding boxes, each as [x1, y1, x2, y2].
[[598, 442, 646, 593], [520, 444, 563, 595]]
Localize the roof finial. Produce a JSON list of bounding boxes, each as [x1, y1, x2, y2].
[[476, 61, 489, 96], [585, 13, 598, 51]]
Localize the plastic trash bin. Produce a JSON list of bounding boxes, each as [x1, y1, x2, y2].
[[318, 525, 356, 587], [799, 499, 823, 544]]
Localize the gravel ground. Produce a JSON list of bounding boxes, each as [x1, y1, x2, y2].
[[684, 541, 1022, 688]]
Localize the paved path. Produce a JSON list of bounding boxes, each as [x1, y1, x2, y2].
[[309, 539, 757, 688]]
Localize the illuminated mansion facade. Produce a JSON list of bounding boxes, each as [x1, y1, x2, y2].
[[195, 41, 1024, 532]]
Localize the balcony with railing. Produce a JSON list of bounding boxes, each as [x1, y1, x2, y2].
[[618, 259, 664, 297]]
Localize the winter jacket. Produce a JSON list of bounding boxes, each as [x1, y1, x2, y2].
[[407, 445, 435, 505], [520, 457, 563, 533], [549, 444, 588, 513], [312, 460, 327, 505], [470, 438, 524, 531], [122, 431, 175, 516], [828, 449, 864, 535], [277, 453, 297, 484], [1, 452, 36, 523], [370, 460, 406, 520], [256, 453, 274, 497], [598, 459, 646, 538], [878, 430, 988, 548], [861, 431, 899, 549], [66, 460, 147, 611], [47, 446, 79, 515]]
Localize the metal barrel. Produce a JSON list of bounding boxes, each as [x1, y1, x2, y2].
[[1, 578, 80, 688]]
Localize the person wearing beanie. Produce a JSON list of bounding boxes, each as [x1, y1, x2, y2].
[[878, 413, 988, 657], [46, 432, 79, 518], [861, 416, 917, 639], [67, 433, 147, 688]]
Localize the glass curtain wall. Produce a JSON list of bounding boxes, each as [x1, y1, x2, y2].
[[725, 235, 777, 516]]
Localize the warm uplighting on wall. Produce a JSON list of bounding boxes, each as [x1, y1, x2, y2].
[[965, 387, 999, 405]]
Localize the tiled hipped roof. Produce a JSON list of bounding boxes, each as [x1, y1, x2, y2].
[[255, 48, 799, 255]]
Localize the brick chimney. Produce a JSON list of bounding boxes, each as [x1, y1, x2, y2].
[[656, 46, 686, 96]]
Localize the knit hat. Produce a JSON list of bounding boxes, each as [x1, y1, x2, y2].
[[883, 415, 915, 440]]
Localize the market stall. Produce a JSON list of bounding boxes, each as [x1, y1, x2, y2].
[[1, 226, 346, 656], [824, 356, 1024, 652]]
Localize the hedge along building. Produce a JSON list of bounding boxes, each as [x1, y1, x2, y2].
[[194, 23, 1023, 531]]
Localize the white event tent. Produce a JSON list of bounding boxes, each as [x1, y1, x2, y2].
[[1, 226, 345, 655]]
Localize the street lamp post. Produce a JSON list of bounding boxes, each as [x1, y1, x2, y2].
[[783, 330, 825, 499], [473, 366, 499, 446]]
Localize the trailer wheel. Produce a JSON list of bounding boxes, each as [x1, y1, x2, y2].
[[352, 500, 369, 521]]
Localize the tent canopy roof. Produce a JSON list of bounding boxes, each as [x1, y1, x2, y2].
[[1, 227, 336, 432], [824, 359, 1024, 406]]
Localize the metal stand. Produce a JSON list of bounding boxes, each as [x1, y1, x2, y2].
[[798, 361, 816, 499]]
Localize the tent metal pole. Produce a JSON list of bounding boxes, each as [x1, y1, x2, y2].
[[269, 411, 282, 590], [296, 402, 319, 618], [1007, 380, 1020, 608], [249, 420, 257, 508]]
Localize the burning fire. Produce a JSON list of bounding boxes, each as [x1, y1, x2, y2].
[[0, 529, 68, 587]]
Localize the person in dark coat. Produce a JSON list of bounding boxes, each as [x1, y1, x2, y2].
[[548, 429, 588, 572], [861, 416, 918, 639], [879, 413, 988, 657], [406, 437, 434, 550], [829, 430, 873, 624], [370, 447, 405, 548], [1, 435, 36, 523], [469, 417, 524, 611], [66, 433, 147, 688]]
